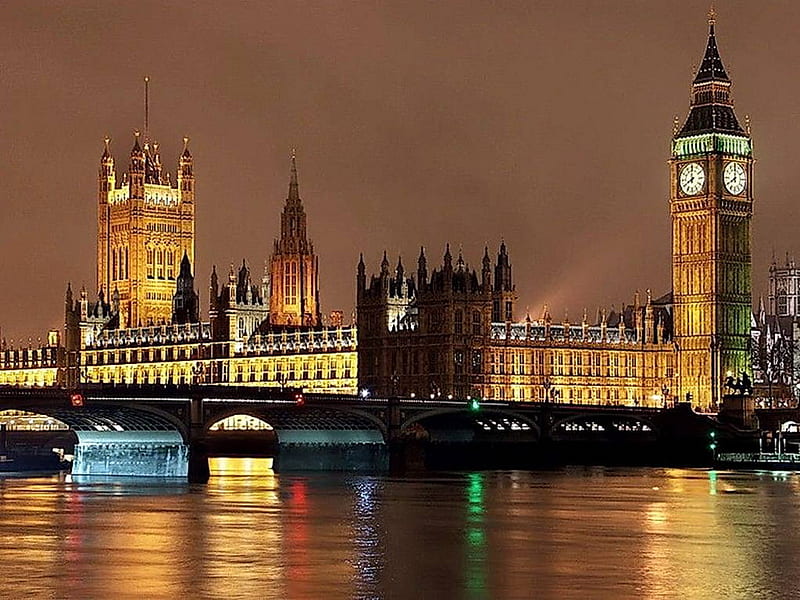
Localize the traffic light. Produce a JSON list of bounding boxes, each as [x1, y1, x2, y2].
[[469, 397, 480, 412], [708, 430, 717, 452]]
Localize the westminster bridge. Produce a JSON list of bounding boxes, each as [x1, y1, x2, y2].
[[0, 384, 753, 481]]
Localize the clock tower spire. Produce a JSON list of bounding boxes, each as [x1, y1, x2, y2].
[[670, 13, 753, 410]]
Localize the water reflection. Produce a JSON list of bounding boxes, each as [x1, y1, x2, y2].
[[464, 472, 487, 598], [349, 477, 384, 595], [0, 467, 798, 598], [203, 457, 284, 598]]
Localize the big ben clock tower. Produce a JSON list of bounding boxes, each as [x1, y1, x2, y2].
[[671, 11, 753, 409]]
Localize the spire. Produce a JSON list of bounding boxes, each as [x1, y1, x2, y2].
[[143, 76, 150, 143], [131, 130, 143, 156], [288, 149, 300, 203], [417, 246, 428, 289], [693, 8, 729, 84], [181, 136, 192, 160], [101, 136, 112, 161], [357, 253, 366, 281], [677, 11, 744, 137], [210, 265, 219, 303], [381, 250, 389, 275], [179, 251, 192, 278], [456, 247, 465, 271]]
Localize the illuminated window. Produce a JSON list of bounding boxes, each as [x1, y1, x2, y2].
[[284, 262, 298, 306], [147, 249, 155, 279], [156, 249, 164, 279]]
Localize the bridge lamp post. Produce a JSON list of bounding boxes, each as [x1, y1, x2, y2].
[[543, 378, 551, 405]]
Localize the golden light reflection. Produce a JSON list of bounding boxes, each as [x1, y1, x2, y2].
[[639, 470, 773, 600], [202, 457, 285, 598], [208, 456, 274, 475]]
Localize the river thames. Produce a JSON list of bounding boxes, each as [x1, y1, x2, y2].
[[1, 462, 798, 599]]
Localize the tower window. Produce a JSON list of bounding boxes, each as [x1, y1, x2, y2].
[[284, 261, 298, 306], [147, 249, 155, 279], [156, 249, 164, 279], [167, 250, 175, 280]]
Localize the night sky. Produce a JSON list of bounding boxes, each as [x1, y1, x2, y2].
[[1, 1, 797, 341]]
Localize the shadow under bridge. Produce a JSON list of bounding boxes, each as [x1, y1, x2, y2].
[[203, 405, 388, 471]]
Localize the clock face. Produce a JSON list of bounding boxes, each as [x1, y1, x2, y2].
[[679, 162, 705, 195], [723, 161, 747, 195]]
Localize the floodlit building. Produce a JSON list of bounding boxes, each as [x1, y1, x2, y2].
[[358, 15, 754, 410], [0, 17, 762, 409], [59, 128, 357, 394], [357, 245, 674, 406]]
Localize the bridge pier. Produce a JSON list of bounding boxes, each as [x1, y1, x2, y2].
[[273, 430, 388, 471], [187, 395, 210, 483], [72, 431, 188, 477], [187, 440, 210, 483]]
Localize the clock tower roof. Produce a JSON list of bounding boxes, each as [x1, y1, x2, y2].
[[677, 15, 745, 138], [693, 18, 729, 84]]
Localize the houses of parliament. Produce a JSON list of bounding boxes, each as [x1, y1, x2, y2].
[[0, 17, 774, 411]]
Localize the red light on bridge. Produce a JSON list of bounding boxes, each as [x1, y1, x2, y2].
[[294, 393, 305, 406], [70, 393, 84, 407]]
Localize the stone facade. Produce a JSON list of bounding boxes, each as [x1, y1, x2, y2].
[[357, 247, 674, 407], [97, 134, 195, 328]]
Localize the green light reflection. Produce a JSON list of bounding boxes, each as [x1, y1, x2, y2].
[[465, 472, 487, 598]]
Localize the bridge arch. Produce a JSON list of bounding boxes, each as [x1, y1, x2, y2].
[[551, 413, 657, 438], [203, 405, 388, 441], [401, 408, 540, 442], [0, 403, 187, 438], [208, 414, 274, 431], [780, 420, 800, 433], [0, 402, 190, 477]]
